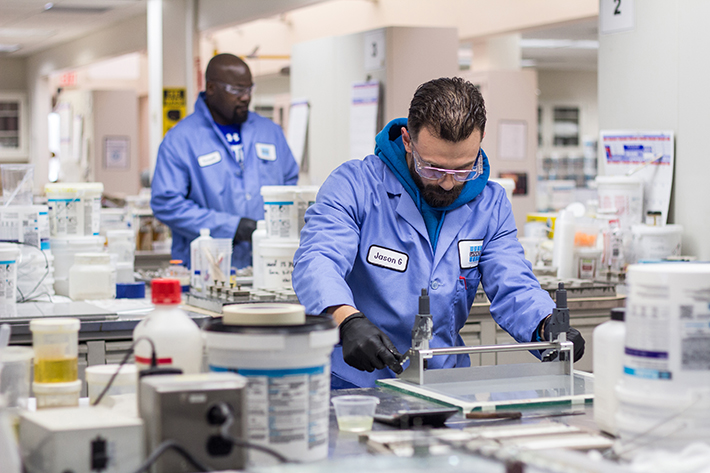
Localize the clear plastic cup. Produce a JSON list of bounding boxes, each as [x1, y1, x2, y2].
[[0, 346, 33, 412], [331, 395, 380, 432], [29, 318, 80, 383], [1, 164, 34, 206]]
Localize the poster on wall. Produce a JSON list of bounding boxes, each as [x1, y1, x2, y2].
[[599, 130, 674, 224], [163, 88, 187, 137], [104, 136, 130, 170], [349, 81, 380, 161]]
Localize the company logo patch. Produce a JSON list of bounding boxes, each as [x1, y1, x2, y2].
[[458, 239, 483, 269], [366, 245, 408, 272], [255, 143, 277, 161], [197, 151, 222, 167]]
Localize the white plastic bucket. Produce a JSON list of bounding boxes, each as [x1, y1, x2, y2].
[[258, 239, 299, 290], [17, 249, 55, 300], [51, 236, 104, 296], [616, 264, 710, 454], [0, 243, 19, 312], [631, 224, 683, 263], [45, 182, 104, 237], [204, 310, 338, 465], [261, 186, 299, 239], [251, 221, 267, 289], [595, 176, 644, 231], [85, 364, 138, 404], [0, 205, 50, 250], [296, 186, 319, 235]]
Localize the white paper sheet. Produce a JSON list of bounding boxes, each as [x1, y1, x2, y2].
[[600, 130, 675, 224], [287, 99, 309, 168], [498, 120, 527, 161], [349, 81, 380, 161]]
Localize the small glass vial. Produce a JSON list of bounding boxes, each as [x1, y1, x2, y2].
[[69, 252, 116, 300]]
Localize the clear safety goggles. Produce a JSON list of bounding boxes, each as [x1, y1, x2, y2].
[[213, 81, 256, 97], [410, 139, 484, 182]]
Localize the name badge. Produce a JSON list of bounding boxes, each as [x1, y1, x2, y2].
[[256, 143, 276, 161], [458, 239, 483, 269], [367, 245, 408, 272], [198, 151, 222, 167]]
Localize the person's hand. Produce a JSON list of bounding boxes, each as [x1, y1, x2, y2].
[[543, 321, 585, 362], [233, 217, 257, 243], [339, 312, 406, 374]]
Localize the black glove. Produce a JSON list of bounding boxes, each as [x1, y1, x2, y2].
[[234, 218, 257, 243], [543, 319, 586, 362], [339, 312, 405, 374]]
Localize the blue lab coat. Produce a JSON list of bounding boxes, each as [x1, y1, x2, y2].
[[292, 119, 554, 388], [151, 92, 299, 269]]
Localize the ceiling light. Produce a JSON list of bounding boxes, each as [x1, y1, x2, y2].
[[0, 44, 21, 53], [0, 28, 56, 38], [520, 39, 599, 50], [43, 4, 112, 14]]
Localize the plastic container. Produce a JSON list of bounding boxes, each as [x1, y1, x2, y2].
[[259, 239, 299, 290], [0, 205, 50, 250], [204, 309, 338, 464], [85, 364, 138, 404], [30, 318, 80, 383], [69, 252, 116, 300], [296, 186, 319, 236], [595, 176, 644, 231], [261, 186, 299, 239], [198, 238, 232, 288], [167, 259, 190, 290], [251, 221, 267, 289], [106, 229, 136, 264], [552, 209, 576, 279], [1, 164, 34, 207], [630, 224, 683, 263], [331, 395, 380, 432], [133, 279, 203, 374], [615, 264, 710, 454], [593, 307, 626, 435], [44, 182, 104, 237], [0, 244, 19, 314], [33, 380, 81, 409], [0, 346, 33, 413], [115, 262, 134, 284], [574, 247, 602, 279], [51, 235, 104, 296], [190, 228, 212, 291]]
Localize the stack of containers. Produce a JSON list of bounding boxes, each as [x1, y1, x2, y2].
[[255, 186, 318, 290], [45, 183, 105, 297], [29, 318, 82, 408], [0, 164, 54, 301]]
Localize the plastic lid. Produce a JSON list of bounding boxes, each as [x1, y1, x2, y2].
[[44, 182, 104, 193], [631, 224, 683, 235], [86, 364, 137, 383], [74, 252, 111, 265], [200, 228, 210, 237], [151, 279, 182, 304], [611, 307, 625, 321], [0, 346, 33, 362], [29, 317, 80, 332], [32, 380, 81, 394], [222, 303, 306, 326], [169, 259, 183, 265], [117, 281, 146, 299]]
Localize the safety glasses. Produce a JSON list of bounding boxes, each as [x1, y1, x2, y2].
[[409, 139, 484, 182], [213, 81, 256, 97]]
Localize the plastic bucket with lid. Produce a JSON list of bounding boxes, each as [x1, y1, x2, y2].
[[615, 264, 710, 455], [85, 364, 138, 404], [261, 186, 299, 239], [33, 380, 81, 409], [595, 176, 644, 231], [0, 243, 19, 312], [258, 239, 299, 290], [631, 224, 683, 263], [30, 318, 80, 384], [45, 182, 104, 237], [0, 205, 50, 250], [204, 306, 338, 465], [51, 236, 104, 296]]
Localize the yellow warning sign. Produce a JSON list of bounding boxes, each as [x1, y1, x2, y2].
[[163, 88, 187, 136]]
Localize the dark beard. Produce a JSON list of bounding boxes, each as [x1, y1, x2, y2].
[[232, 107, 248, 124], [408, 158, 463, 208]]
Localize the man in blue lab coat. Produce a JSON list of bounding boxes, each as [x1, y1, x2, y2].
[[292, 77, 585, 388], [151, 54, 299, 269]]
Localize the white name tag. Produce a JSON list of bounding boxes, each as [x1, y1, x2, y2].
[[197, 151, 222, 167], [458, 239, 483, 269], [367, 245, 408, 272], [255, 143, 276, 161]]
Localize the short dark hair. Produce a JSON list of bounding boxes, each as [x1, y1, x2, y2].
[[407, 77, 486, 142]]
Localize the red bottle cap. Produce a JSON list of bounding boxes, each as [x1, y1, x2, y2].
[[151, 279, 182, 304]]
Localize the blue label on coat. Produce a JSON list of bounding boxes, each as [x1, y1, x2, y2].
[[458, 240, 483, 269]]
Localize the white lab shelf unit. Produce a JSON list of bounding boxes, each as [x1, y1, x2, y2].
[[0, 92, 28, 161]]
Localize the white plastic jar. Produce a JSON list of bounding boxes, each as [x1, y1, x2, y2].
[[68, 252, 116, 300]]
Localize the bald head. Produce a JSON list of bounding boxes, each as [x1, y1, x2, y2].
[[204, 53, 253, 125]]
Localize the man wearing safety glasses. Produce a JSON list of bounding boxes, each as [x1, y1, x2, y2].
[[152, 54, 298, 269], [293, 77, 584, 389]]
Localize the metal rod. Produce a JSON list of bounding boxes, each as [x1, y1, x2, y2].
[[418, 341, 559, 357]]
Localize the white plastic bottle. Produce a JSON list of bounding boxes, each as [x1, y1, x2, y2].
[[552, 209, 576, 279], [133, 279, 203, 374], [251, 220, 267, 289], [190, 228, 212, 291], [593, 307, 626, 435]]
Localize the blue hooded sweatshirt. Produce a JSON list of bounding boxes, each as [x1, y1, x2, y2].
[[374, 118, 491, 249]]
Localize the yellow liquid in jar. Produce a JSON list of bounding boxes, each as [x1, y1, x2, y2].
[[34, 358, 78, 383], [336, 415, 374, 432]]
